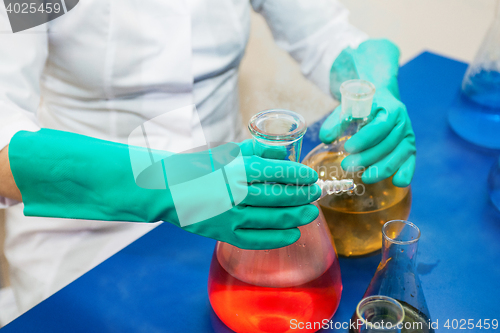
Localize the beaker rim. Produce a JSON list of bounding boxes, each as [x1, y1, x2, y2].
[[356, 295, 405, 329], [248, 109, 306, 142], [340, 79, 376, 100], [382, 220, 421, 245]]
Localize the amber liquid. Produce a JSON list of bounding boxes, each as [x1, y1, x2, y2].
[[305, 151, 411, 257], [208, 252, 342, 333]]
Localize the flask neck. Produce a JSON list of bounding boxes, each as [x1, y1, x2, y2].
[[336, 79, 375, 144], [381, 220, 421, 269], [248, 109, 307, 162], [339, 116, 371, 142], [381, 236, 419, 269]]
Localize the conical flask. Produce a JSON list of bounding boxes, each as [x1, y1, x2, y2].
[[356, 220, 434, 333], [448, 0, 500, 149], [351, 296, 405, 333], [208, 109, 342, 333], [303, 80, 412, 257]]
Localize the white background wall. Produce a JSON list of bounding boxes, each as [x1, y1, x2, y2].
[[239, 0, 498, 126]]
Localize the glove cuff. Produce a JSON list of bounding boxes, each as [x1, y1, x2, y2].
[[330, 38, 401, 100], [9, 129, 175, 223]]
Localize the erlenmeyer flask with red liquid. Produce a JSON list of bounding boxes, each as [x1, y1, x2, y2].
[[208, 110, 342, 333]]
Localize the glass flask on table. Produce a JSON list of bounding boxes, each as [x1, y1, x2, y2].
[[356, 220, 434, 333], [303, 80, 412, 257], [208, 110, 342, 333], [448, 0, 500, 149], [350, 296, 405, 333]]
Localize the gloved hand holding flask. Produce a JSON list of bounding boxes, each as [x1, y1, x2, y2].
[[320, 39, 417, 187], [7, 129, 321, 250]]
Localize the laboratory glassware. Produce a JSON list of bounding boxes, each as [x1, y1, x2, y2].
[[350, 296, 405, 333], [208, 109, 342, 333], [359, 220, 434, 333], [448, 0, 500, 149], [303, 80, 412, 257], [488, 156, 500, 212]]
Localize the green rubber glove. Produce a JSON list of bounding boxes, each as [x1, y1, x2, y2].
[[9, 129, 320, 250], [320, 39, 416, 187]]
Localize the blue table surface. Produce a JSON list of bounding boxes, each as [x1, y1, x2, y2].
[[3, 52, 500, 333]]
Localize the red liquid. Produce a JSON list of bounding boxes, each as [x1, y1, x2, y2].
[[208, 252, 342, 333]]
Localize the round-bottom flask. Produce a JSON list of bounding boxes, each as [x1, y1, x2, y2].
[[303, 79, 411, 257], [208, 110, 342, 333], [303, 140, 412, 257]]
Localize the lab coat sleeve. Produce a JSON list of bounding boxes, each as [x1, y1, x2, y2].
[[0, 8, 46, 208], [251, 0, 369, 97]]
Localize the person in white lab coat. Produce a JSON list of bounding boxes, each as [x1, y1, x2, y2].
[[0, 0, 416, 324]]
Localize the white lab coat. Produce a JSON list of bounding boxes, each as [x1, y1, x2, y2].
[[0, 0, 367, 324]]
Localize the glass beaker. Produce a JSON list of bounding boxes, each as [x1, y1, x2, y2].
[[359, 220, 434, 333], [208, 110, 342, 333], [488, 156, 500, 212], [448, 0, 500, 149], [350, 296, 405, 333], [303, 80, 412, 257]]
